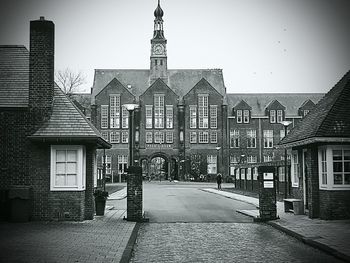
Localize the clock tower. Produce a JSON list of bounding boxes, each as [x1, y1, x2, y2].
[[150, 0, 168, 84]]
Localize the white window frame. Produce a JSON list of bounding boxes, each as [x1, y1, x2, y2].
[[198, 131, 209, 143], [236, 110, 242, 123], [247, 129, 256, 148], [190, 106, 197, 129], [146, 105, 153, 129], [230, 130, 240, 148], [198, 94, 209, 129], [105, 156, 112, 174], [243, 110, 250, 123], [122, 132, 128, 143], [278, 167, 285, 182], [110, 131, 120, 143], [190, 132, 197, 143], [210, 105, 217, 129], [101, 131, 109, 142], [303, 110, 310, 117], [277, 110, 283, 123], [270, 110, 276, 123], [154, 131, 164, 143], [118, 155, 128, 175], [122, 106, 129, 129], [247, 168, 252, 180], [207, 155, 217, 174], [253, 167, 258, 180], [166, 105, 173, 129], [247, 155, 257, 163], [101, 105, 108, 129], [263, 130, 273, 148], [50, 145, 85, 191], [146, 132, 153, 143], [154, 94, 165, 129], [291, 151, 299, 187], [110, 95, 120, 128], [166, 132, 173, 143], [210, 131, 217, 143], [318, 145, 350, 190]]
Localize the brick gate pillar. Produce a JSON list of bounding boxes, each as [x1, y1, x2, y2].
[[258, 166, 277, 221], [126, 166, 143, 222]]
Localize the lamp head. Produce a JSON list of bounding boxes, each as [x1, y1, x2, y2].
[[123, 103, 139, 111], [280, 120, 292, 127]]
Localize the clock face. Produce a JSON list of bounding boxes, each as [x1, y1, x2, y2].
[[153, 44, 164, 55]]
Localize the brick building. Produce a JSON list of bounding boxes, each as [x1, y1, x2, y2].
[[0, 17, 110, 221], [280, 71, 350, 220], [85, 1, 325, 182]]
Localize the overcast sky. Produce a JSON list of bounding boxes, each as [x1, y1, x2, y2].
[[1, 0, 349, 94]]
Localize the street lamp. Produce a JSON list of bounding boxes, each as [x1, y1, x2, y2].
[[281, 120, 292, 198], [123, 103, 139, 167], [216, 146, 221, 175]]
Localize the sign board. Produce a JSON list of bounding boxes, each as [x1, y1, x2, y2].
[[264, 181, 274, 188], [263, 173, 274, 180]]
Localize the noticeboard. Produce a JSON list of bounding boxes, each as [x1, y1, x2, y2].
[[263, 173, 274, 180], [264, 181, 274, 188]]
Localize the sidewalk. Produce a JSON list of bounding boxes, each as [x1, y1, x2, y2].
[[0, 208, 136, 263], [202, 188, 350, 262]]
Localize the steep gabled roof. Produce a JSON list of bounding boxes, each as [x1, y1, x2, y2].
[[91, 69, 226, 104], [226, 93, 324, 117], [265, 99, 285, 110], [233, 99, 252, 110], [280, 71, 350, 147], [299, 99, 316, 109], [0, 46, 29, 107], [30, 86, 111, 148]]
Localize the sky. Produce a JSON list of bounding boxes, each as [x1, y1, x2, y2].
[[0, 0, 349, 94]]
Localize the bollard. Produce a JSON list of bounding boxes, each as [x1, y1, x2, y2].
[[126, 166, 143, 222], [258, 166, 277, 221]]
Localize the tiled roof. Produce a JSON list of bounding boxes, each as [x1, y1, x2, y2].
[[30, 85, 111, 148], [226, 93, 324, 117], [280, 71, 350, 146], [91, 69, 226, 104], [0, 46, 29, 107]]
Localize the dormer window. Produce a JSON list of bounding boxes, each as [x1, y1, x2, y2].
[[270, 110, 276, 123], [303, 110, 310, 117], [243, 110, 250, 123], [277, 110, 283, 123], [237, 110, 242, 123]]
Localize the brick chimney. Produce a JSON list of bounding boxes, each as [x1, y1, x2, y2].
[[29, 16, 55, 131]]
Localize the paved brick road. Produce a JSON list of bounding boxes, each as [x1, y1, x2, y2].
[[0, 210, 135, 263], [130, 222, 343, 263]]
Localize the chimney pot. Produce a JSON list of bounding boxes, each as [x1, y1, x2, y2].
[[40, 16, 45, 21]]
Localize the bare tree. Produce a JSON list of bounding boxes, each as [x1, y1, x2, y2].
[[55, 68, 86, 96]]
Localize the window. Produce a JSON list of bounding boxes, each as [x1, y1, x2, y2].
[[101, 131, 109, 142], [198, 131, 209, 143], [154, 131, 164, 143], [210, 131, 217, 143], [110, 95, 120, 128], [146, 105, 153, 129], [190, 106, 197, 128], [207, 155, 217, 174], [253, 167, 258, 180], [122, 132, 128, 143], [264, 155, 272, 162], [110, 131, 120, 143], [263, 130, 273, 148], [230, 130, 240, 148], [333, 149, 350, 185], [236, 110, 242, 123], [166, 106, 173, 129], [247, 155, 257, 163], [278, 167, 285, 182], [122, 107, 128, 128], [247, 168, 252, 180], [230, 155, 238, 164], [105, 156, 111, 174], [303, 110, 310, 117], [101, 105, 108, 128], [146, 132, 153, 143], [270, 110, 276, 123], [291, 151, 299, 187], [50, 145, 85, 191], [240, 169, 246, 180], [247, 130, 256, 148], [166, 132, 173, 143], [190, 132, 197, 143], [243, 110, 250, 123], [118, 155, 128, 175], [210, 105, 217, 128], [320, 149, 327, 185], [198, 95, 208, 128], [277, 110, 283, 123], [154, 94, 164, 128]]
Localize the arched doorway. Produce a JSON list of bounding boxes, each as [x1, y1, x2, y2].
[[149, 156, 167, 181]]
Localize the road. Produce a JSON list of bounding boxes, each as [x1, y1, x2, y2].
[[130, 182, 342, 263]]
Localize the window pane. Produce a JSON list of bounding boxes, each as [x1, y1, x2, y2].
[[56, 150, 66, 162], [55, 174, 66, 186], [333, 162, 343, 172], [344, 150, 350, 160], [67, 163, 77, 174], [334, 174, 343, 184], [333, 150, 342, 160], [67, 150, 77, 161], [56, 163, 66, 174], [344, 162, 350, 172], [67, 174, 77, 186], [344, 174, 350, 185]]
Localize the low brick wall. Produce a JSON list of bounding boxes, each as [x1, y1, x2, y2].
[[319, 190, 350, 220]]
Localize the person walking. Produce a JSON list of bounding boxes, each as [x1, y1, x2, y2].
[[216, 173, 222, 190]]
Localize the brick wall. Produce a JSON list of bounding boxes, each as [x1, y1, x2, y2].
[[319, 190, 350, 220], [305, 146, 320, 218], [127, 166, 143, 221]]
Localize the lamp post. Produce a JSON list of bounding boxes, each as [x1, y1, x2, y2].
[[216, 146, 221, 175], [123, 103, 139, 167], [281, 120, 292, 198]]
